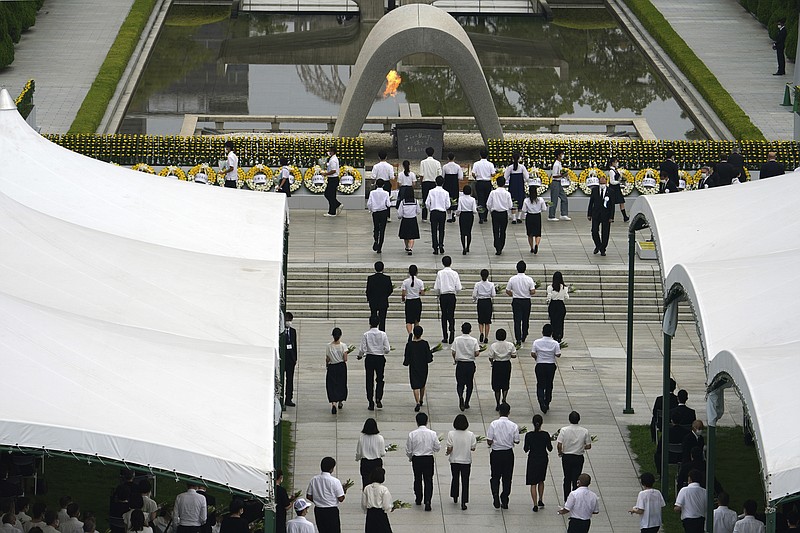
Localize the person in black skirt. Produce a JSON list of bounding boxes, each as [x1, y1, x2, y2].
[[471, 268, 495, 344], [523, 414, 552, 512], [606, 157, 629, 222], [403, 325, 433, 412], [401, 265, 425, 341], [325, 327, 348, 414], [521, 186, 547, 254], [361, 468, 393, 533], [397, 187, 421, 255], [455, 184, 477, 254], [488, 329, 516, 409], [356, 418, 385, 489], [504, 151, 529, 224], [546, 272, 569, 344]]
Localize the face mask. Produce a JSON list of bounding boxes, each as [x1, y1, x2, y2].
[[695, 429, 704, 437], [285, 321, 292, 328]]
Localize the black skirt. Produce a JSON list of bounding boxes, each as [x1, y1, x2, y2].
[[399, 217, 420, 239], [526, 456, 549, 485], [477, 298, 493, 324], [525, 212, 542, 237], [609, 182, 625, 204], [365, 507, 392, 533], [405, 298, 422, 324], [325, 362, 348, 402], [491, 360, 512, 391]]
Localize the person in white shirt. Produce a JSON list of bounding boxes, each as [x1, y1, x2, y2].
[[325, 327, 348, 414], [425, 176, 450, 255], [434, 256, 462, 343], [522, 185, 547, 254], [446, 414, 477, 511], [472, 268, 495, 343], [358, 316, 391, 411], [57, 498, 71, 528], [174, 483, 207, 533], [321, 146, 341, 217], [361, 468, 393, 533], [366, 179, 391, 254], [23, 503, 45, 533], [713, 492, 738, 533], [547, 271, 569, 344], [451, 322, 480, 411], [442, 153, 464, 222], [397, 187, 421, 255], [504, 151, 530, 224], [505, 260, 536, 344], [306, 457, 346, 533], [488, 329, 516, 408], [0, 514, 21, 533], [395, 160, 416, 209], [486, 175, 513, 255], [733, 500, 765, 533], [286, 499, 315, 533], [40, 512, 59, 533], [487, 403, 520, 510], [356, 418, 386, 489], [455, 184, 477, 254], [558, 473, 599, 532], [371, 151, 394, 192], [276, 157, 292, 196], [419, 147, 442, 221], [220, 141, 238, 189], [406, 412, 441, 511], [606, 157, 629, 222], [531, 324, 561, 414], [128, 510, 152, 533], [548, 149, 571, 221], [401, 264, 425, 339], [557, 411, 592, 500], [59, 504, 82, 533], [471, 149, 496, 224], [673, 470, 706, 533], [629, 472, 665, 533]]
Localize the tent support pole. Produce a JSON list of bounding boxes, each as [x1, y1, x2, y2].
[[767, 506, 776, 533], [624, 225, 636, 414], [705, 424, 716, 532], [265, 505, 276, 533], [660, 331, 672, 499]]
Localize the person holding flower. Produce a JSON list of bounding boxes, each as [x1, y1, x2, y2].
[[321, 146, 341, 217], [325, 327, 348, 414], [403, 325, 433, 412], [446, 414, 477, 511], [488, 329, 516, 410], [455, 184, 477, 254], [524, 414, 552, 512], [277, 157, 292, 196], [361, 468, 393, 533], [472, 268, 495, 344], [605, 157, 628, 222], [547, 271, 569, 344], [401, 264, 425, 340], [356, 418, 385, 489]]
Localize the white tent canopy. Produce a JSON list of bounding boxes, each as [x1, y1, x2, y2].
[[0, 89, 285, 498], [631, 176, 800, 502]]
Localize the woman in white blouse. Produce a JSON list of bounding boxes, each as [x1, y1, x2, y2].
[[455, 184, 478, 255], [606, 157, 629, 222], [401, 264, 425, 340], [446, 414, 477, 511], [504, 151, 530, 224], [325, 327, 348, 414], [361, 467, 393, 533], [397, 186, 421, 255], [522, 186, 547, 254], [396, 159, 417, 209], [488, 328, 517, 409], [546, 271, 569, 344], [472, 268, 495, 344], [356, 418, 386, 488]]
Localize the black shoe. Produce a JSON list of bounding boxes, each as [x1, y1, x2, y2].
[[376, 400, 383, 408], [495, 251, 501, 255], [593, 247, 599, 254], [511, 220, 517, 225], [493, 497, 501, 509], [534, 245, 538, 254], [442, 338, 448, 344], [372, 242, 377, 251], [501, 503, 509, 510], [433, 249, 439, 255], [464, 403, 470, 409], [462, 250, 467, 255], [538, 500, 545, 508], [449, 332, 455, 344], [425, 504, 432, 512], [461, 503, 468, 510], [285, 400, 295, 407], [479, 220, 485, 224], [459, 397, 465, 411], [453, 496, 458, 503], [415, 403, 421, 412], [774, 71, 786, 75], [600, 250, 606, 256], [368, 402, 375, 411], [623, 215, 630, 222], [376, 249, 381, 254], [415, 500, 422, 506], [532, 506, 538, 512], [479, 334, 485, 343], [338, 402, 343, 409], [331, 406, 337, 414], [439, 247, 445, 254], [495, 404, 500, 411]]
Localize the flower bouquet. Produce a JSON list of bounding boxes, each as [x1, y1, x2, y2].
[[392, 500, 412, 510], [385, 443, 398, 453], [475, 435, 486, 443], [343, 479, 355, 492], [347, 344, 357, 354], [478, 344, 488, 352], [519, 425, 528, 434], [568, 285, 576, 294], [494, 284, 506, 295], [291, 490, 302, 500], [430, 342, 443, 353]]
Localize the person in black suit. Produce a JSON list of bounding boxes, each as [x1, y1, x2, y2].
[[760, 152, 785, 179], [713, 155, 737, 187], [587, 175, 614, 256], [650, 377, 678, 442], [774, 19, 787, 76], [653, 412, 689, 475], [282, 312, 298, 407], [681, 420, 705, 462], [696, 166, 713, 189], [659, 150, 680, 192], [728, 146, 745, 183], [196, 486, 216, 533], [366, 261, 393, 331], [670, 389, 696, 427]]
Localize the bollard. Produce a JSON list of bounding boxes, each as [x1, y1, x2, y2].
[[782, 83, 793, 106]]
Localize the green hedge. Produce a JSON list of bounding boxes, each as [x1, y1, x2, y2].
[[0, 0, 45, 69], [742, 0, 798, 61], [623, 0, 765, 140]]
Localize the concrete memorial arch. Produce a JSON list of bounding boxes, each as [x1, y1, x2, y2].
[[333, 3, 504, 143]]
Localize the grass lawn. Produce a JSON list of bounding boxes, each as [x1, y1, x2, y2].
[[627, 425, 763, 533]]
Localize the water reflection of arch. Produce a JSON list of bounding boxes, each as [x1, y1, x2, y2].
[[295, 65, 348, 103]]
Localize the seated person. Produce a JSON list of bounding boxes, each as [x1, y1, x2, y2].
[[670, 389, 696, 428]]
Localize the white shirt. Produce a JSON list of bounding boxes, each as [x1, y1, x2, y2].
[[434, 267, 462, 294], [608, 167, 621, 185], [24, 521, 45, 533], [419, 157, 442, 182], [402, 276, 424, 299], [564, 486, 599, 520], [486, 187, 513, 212], [371, 161, 394, 181], [733, 516, 766, 533], [557, 424, 591, 455], [17, 514, 30, 526], [714, 506, 739, 533], [1, 526, 22, 533], [675, 482, 706, 520], [425, 186, 450, 212], [356, 433, 386, 461], [456, 194, 477, 214], [306, 472, 345, 508], [488, 340, 516, 362], [522, 197, 547, 215], [366, 188, 391, 213], [58, 510, 69, 527], [174, 489, 207, 527], [59, 518, 82, 533], [634, 488, 665, 529], [552, 159, 563, 180], [142, 495, 159, 519], [326, 155, 339, 177], [225, 151, 238, 181], [406, 426, 441, 457], [547, 284, 569, 302], [397, 200, 420, 219], [446, 429, 477, 464], [326, 342, 347, 364], [277, 166, 291, 187], [442, 161, 464, 179], [472, 159, 496, 180], [506, 272, 536, 299], [504, 165, 529, 179], [472, 280, 495, 300], [286, 516, 315, 533], [487, 417, 520, 450], [451, 334, 480, 362], [359, 327, 390, 356], [397, 170, 416, 187], [532, 336, 560, 364], [361, 483, 392, 513]]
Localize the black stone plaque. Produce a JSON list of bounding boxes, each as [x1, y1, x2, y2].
[[396, 124, 444, 161]]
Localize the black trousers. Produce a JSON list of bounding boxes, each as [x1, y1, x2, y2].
[[284, 360, 296, 402], [411, 455, 434, 504], [421, 181, 435, 219], [535, 362, 557, 410], [360, 458, 383, 488], [590, 217, 610, 252], [489, 449, 514, 505], [439, 293, 456, 340], [475, 180, 492, 222], [681, 517, 704, 533], [455, 361, 476, 405], [491, 210, 508, 252], [459, 212, 474, 251], [430, 210, 446, 251], [548, 300, 567, 342], [224, 180, 237, 189], [369, 305, 388, 332], [641, 527, 660, 533], [364, 355, 386, 402], [511, 298, 531, 342], [777, 46, 786, 74], [450, 463, 471, 504], [567, 518, 591, 533], [177, 527, 200, 533], [313, 506, 341, 533], [372, 210, 388, 252], [562, 454, 585, 500], [324, 177, 340, 215]]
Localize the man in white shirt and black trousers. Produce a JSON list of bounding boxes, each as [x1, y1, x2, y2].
[[487, 402, 520, 510], [406, 412, 441, 511], [486, 176, 513, 255], [419, 147, 442, 222], [558, 473, 599, 533], [367, 179, 391, 254], [306, 457, 346, 533], [425, 176, 450, 255], [471, 149, 496, 224], [506, 260, 536, 345], [174, 482, 207, 533], [557, 411, 592, 501], [451, 321, 480, 411], [358, 316, 391, 411], [673, 469, 706, 533], [434, 256, 462, 344]]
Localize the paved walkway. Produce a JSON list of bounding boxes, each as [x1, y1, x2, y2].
[[0, 0, 135, 133], [648, 0, 795, 140]]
